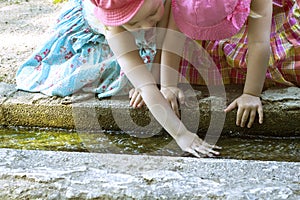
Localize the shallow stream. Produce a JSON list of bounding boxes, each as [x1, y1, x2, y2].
[[0, 128, 299, 162]]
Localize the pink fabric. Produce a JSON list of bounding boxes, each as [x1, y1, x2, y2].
[[172, 0, 251, 40], [226, 1, 250, 29], [90, 0, 144, 26], [179, 0, 300, 87]]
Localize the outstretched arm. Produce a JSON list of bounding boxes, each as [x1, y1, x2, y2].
[[105, 25, 219, 157], [225, 0, 272, 128]]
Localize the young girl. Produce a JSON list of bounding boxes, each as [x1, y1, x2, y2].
[[16, 0, 220, 157], [16, 0, 155, 104], [171, 0, 300, 128]]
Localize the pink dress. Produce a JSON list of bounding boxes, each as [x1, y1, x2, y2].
[[179, 0, 300, 87]]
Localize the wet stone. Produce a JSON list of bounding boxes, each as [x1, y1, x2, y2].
[[261, 86, 300, 102]]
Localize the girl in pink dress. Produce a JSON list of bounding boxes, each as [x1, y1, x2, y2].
[[171, 0, 300, 128]]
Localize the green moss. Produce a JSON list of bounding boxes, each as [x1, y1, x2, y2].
[[53, 0, 68, 4], [0, 129, 87, 152], [0, 128, 173, 154]]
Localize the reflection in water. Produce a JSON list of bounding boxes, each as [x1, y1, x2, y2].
[[0, 128, 299, 162], [217, 137, 300, 162]]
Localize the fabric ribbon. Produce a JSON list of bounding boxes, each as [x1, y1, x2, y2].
[[226, 1, 250, 29]]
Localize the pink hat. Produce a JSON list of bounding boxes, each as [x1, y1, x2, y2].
[[172, 0, 251, 40], [91, 0, 144, 26]]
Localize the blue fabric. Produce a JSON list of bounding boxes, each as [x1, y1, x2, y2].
[[16, 0, 157, 98]]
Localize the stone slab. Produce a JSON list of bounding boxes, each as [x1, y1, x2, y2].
[[0, 83, 300, 136], [0, 82, 17, 126], [0, 148, 299, 200]]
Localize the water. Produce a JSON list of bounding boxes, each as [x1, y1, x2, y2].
[[0, 128, 299, 162]]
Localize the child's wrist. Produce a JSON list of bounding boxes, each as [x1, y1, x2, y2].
[[243, 87, 262, 97], [175, 131, 197, 150], [161, 85, 177, 88], [160, 80, 178, 88], [242, 91, 261, 97]]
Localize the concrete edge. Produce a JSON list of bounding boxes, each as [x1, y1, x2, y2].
[[0, 82, 300, 137]]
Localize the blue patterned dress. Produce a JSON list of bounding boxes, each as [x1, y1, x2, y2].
[[16, 0, 158, 98]]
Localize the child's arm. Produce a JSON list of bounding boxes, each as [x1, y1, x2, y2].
[[159, 2, 186, 116], [225, 0, 273, 128], [105, 25, 219, 157], [129, 0, 173, 109]]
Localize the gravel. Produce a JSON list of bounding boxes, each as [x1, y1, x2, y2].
[[0, 0, 64, 84]]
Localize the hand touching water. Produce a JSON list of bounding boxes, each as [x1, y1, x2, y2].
[[160, 86, 220, 157], [176, 131, 221, 158]]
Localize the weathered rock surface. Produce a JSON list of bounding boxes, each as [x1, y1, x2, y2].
[[1, 83, 299, 137], [0, 148, 299, 200]]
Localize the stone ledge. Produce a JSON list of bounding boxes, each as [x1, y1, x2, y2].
[[0, 148, 299, 199], [0, 82, 300, 137]]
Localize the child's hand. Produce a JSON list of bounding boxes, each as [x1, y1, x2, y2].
[[224, 93, 263, 128], [176, 131, 221, 158], [160, 86, 185, 117], [129, 88, 145, 108]]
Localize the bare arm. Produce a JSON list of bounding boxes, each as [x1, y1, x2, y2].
[[104, 25, 219, 157], [160, 3, 186, 116], [130, 0, 173, 108], [225, 0, 272, 128], [152, 0, 173, 82], [161, 7, 182, 87], [244, 0, 272, 96]]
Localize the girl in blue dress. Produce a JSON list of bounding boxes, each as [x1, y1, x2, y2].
[[16, 0, 156, 100], [16, 0, 220, 158]]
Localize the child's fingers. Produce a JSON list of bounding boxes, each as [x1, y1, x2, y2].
[[193, 139, 220, 157], [200, 147, 219, 156], [236, 107, 244, 126], [202, 141, 222, 150], [194, 146, 216, 157], [247, 109, 256, 128], [170, 99, 180, 117], [137, 99, 145, 108], [129, 89, 145, 108], [211, 145, 222, 150], [129, 88, 134, 98], [201, 144, 220, 155], [199, 143, 220, 155], [185, 148, 201, 158], [241, 109, 250, 127], [132, 94, 142, 108], [130, 91, 139, 107], [224, 100, 237, 113], [178, 90, 185, 104], [208, 148, 220, 155], [258, 106, 263, 124]]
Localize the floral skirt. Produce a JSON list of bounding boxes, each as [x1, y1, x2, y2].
[[15, 0, 156, 98]]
